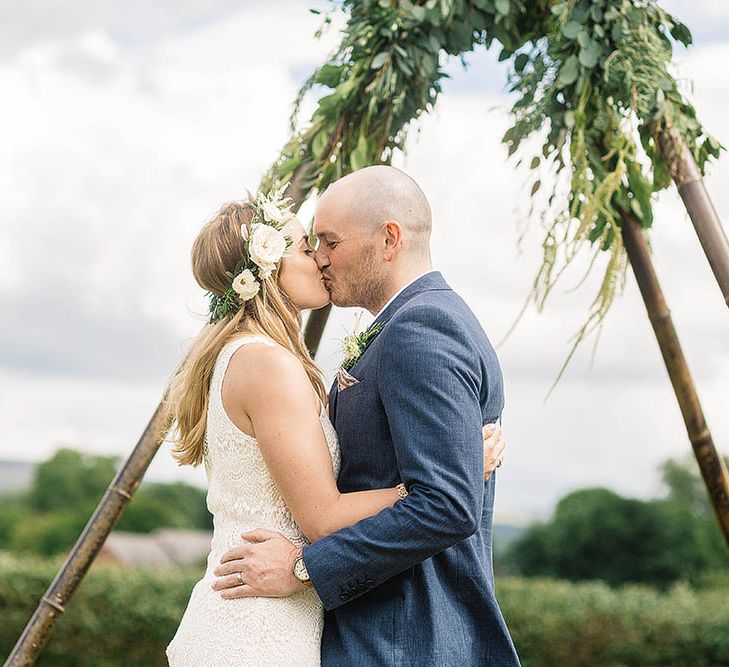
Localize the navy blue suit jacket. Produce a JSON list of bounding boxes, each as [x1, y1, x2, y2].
[[303, 272, 520, 666]]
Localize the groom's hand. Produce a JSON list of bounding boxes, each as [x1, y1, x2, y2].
[[211, 529, 306, 599]]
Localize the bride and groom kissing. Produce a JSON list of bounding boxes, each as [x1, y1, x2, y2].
[[164, 165, 520, 666]]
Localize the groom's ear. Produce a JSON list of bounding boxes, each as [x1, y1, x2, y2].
[[381, 220, 403, 261]]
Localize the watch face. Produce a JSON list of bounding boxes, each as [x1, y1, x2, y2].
[[294, 557, 309, 581]]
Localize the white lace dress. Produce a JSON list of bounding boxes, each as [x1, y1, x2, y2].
[[166, 335, 341, 666]]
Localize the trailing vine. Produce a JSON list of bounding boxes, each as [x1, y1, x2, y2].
[[501, 0, 721, 388], [262, 0, 722, 383]]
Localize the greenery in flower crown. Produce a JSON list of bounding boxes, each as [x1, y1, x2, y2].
[[207, 256, 250, 323], [262, 0, 720, 384], [207, 184, 295, 324]]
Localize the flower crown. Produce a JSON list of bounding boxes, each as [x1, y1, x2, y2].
[[207, 184, 294, 323]]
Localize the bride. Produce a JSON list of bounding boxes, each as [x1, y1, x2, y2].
[[163, 187, 505, 666]]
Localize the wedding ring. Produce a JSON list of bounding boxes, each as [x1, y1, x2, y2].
[[236, 571, 245, 586]]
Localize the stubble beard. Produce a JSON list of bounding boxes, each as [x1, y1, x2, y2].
[[329, 244, 388, 313]]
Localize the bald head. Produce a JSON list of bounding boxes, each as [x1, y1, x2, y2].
[[313, 166, 434, 312], [318, 165, 432, 259]]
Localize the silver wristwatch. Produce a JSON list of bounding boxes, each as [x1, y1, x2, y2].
[[293, 552, 311, 586]]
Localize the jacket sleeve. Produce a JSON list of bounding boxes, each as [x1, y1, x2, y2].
[[301, 304, 487, 610]]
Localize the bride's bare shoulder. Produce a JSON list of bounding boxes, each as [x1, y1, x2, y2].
[[225, 339, 309, 397]]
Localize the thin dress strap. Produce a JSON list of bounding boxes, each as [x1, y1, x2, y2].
[[210, 335, 279, 436]]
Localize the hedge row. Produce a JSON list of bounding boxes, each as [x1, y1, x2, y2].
[[499, 576, 729, 666], [0, 553, 197, 666], [1, 553, 728, 666]]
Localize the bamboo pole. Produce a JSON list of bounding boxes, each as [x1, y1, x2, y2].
[[281, 163, 312, 213], [5, 175, 316, 667], [4, 398, 171, 667], [657, 124, 729, 308], [304, 304, 332, 356], [10, 114, 726, 666], [621, 212, 729, 549]]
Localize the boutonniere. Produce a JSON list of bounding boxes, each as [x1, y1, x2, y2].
[[337, 320, 382, 391], [342, 322, 383, 372]]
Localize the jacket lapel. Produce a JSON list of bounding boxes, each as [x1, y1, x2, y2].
[[328, 272, 450, 425], [328, 379, 339, 423]]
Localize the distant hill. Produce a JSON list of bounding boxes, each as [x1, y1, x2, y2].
[[0, 460, 35, 495]]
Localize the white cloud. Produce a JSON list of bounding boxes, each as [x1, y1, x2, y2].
[[0, 3, 727, 520]]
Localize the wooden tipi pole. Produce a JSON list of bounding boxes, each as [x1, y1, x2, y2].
[[657, 124, 729, 308], [621, 212, 729, 548], [4, 179, 313, 667], [4, 400, 171, 667], [304, 304, 332, 355]]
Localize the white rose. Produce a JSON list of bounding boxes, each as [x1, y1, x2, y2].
[[259, 264, 275, 281], [231, 269, 260, 301], [249, 224, 287, 270], [261, 200, 286, 224]]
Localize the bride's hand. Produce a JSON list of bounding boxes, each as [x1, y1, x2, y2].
[[482, 423, 505, 481]]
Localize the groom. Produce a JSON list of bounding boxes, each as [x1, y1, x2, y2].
[[213, 166, 520, 665]]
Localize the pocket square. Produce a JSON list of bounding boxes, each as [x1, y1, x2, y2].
[[337, 367, 360, 392]]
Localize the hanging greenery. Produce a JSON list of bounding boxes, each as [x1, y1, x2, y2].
[[263, 0, 722, 381], [501, 0, 722, 386], [261, 0, 545, 194]]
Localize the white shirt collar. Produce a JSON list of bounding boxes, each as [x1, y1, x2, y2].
[[373, 270, 438, 320]]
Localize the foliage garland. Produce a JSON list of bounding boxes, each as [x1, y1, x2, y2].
[[262, 0, 721, 381]]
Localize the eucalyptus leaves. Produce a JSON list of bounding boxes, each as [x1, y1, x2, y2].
[[264, 0, 720, 376], [501, 0, 721, 383]]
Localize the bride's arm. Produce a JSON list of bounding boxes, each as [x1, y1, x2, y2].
[[228, 345, 504, 543], [228, 344, 399, 543]]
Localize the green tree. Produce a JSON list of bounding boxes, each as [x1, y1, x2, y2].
[[508, 486, 720, 587], [661, 456, 713, 515], [0, 448, 211, 556], [661, 455, 729, 573], [28, 448, 118, 515], [117, 482, 211, 533], [0, 498, 28, 547], [10, 512, 88, 556]]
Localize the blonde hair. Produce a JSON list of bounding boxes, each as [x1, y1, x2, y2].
[[164, 201, 327, 467]]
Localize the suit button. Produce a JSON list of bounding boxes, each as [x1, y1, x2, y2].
[[340, 592, 350, 602]]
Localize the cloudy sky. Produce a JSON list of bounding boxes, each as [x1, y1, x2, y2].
[[1, 1, 727, 524]]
